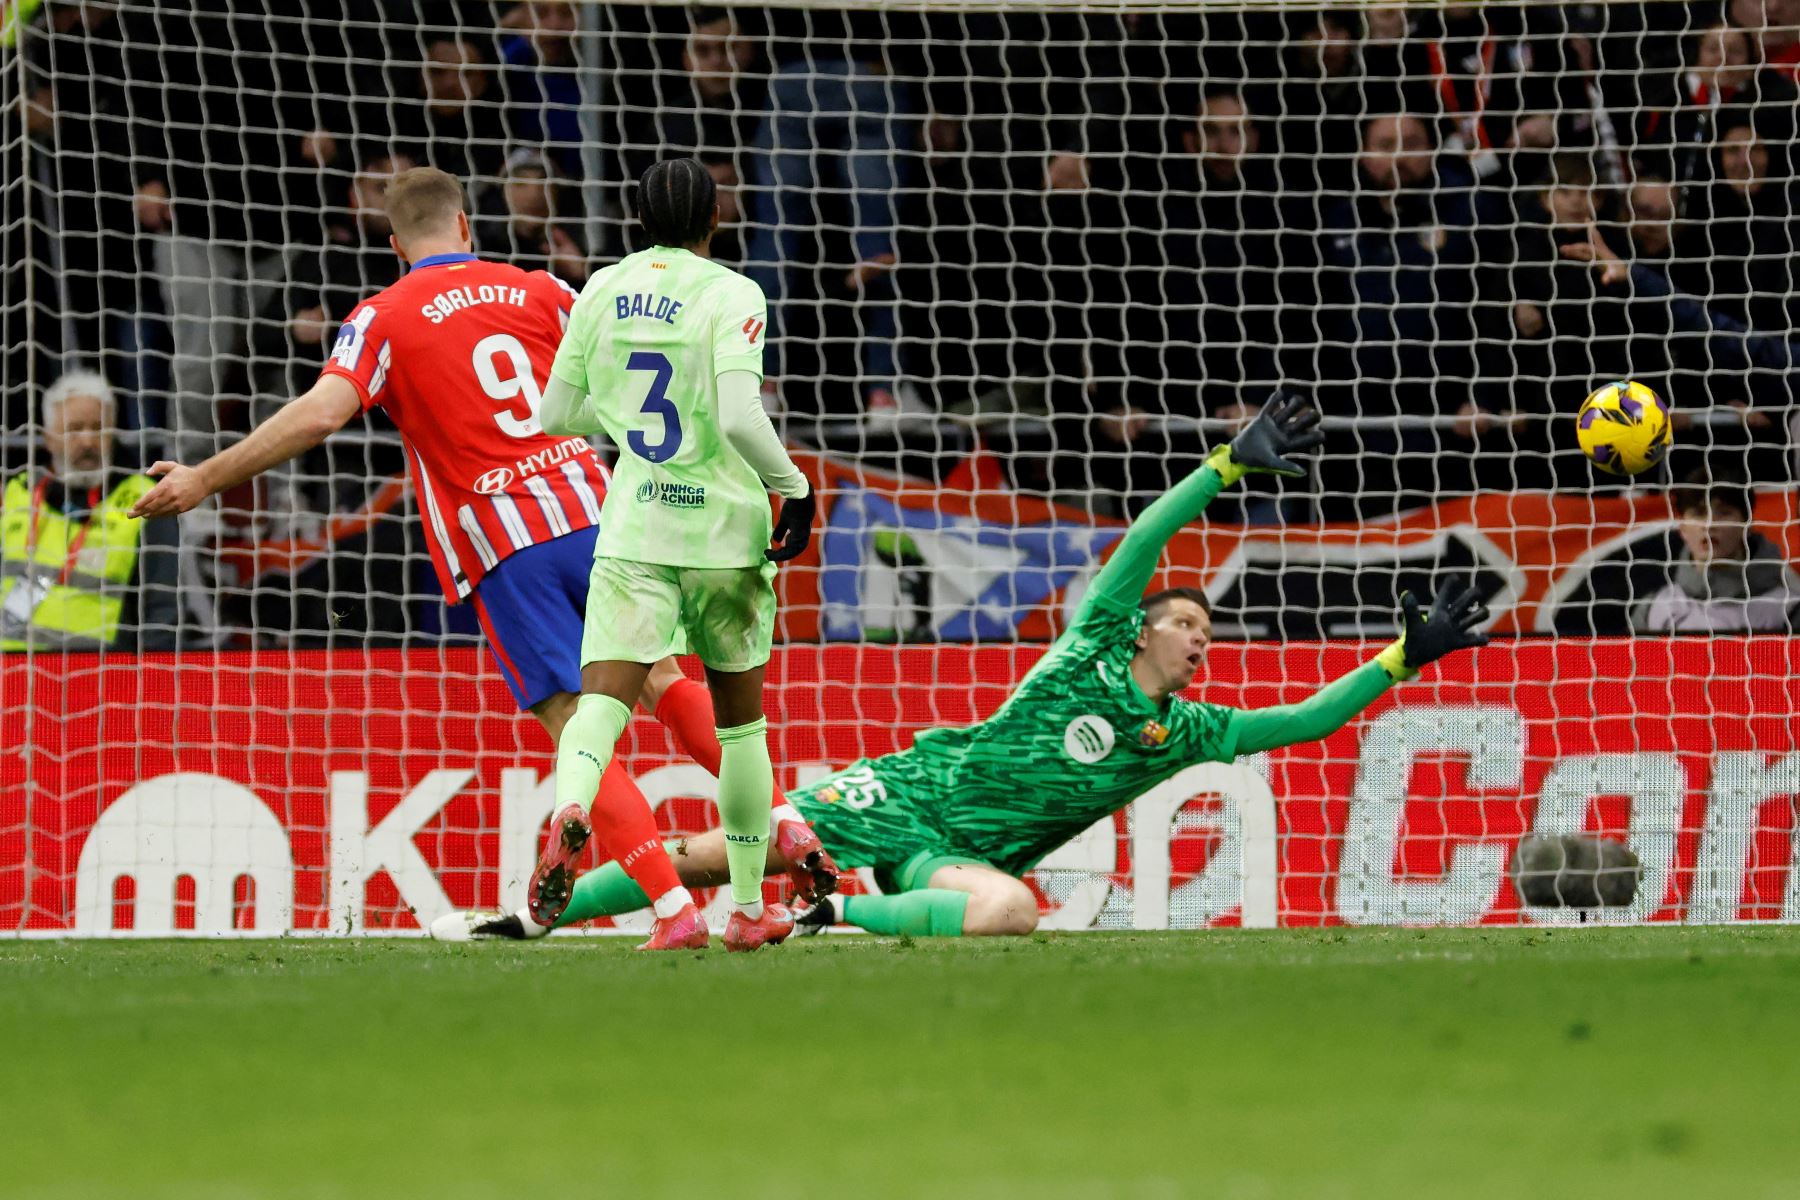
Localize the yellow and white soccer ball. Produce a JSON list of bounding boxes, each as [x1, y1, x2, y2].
[[1575, 380, 1672, 476]]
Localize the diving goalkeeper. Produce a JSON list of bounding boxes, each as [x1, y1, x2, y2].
[[434, 394, 1491, 941]]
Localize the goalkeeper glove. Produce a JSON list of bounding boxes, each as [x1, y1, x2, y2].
[[1375, 580, 1491, 681], [1203, 390, 1326, 486], [766, 485, 816, 563]]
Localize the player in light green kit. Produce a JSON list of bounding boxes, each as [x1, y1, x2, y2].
[[524, 158, 816, 952], [441, 393, 1492, 942]]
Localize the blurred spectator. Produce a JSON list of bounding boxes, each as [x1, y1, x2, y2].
[[700, 155, 746, 266], [1631, 21, 1761, 183], [1276, 11, 1366, 198], [1159, 90, 1287, 418], [16, 26, 139, 400], [4, 67, 71, 450], [743, 45, 916, 417], [1382, 4, 1591, 187], [1468, 156, 1623, 490], [251, 151, 413, 528], [1632, 467, 1799, 633], [890, 109, 1028, 418], [1473, 155, 1673, 476], [125, 6, 335, 465], [476, 149, 590, 284], [617, 9, 766, 185], [1679, 123, 1800, 333], [1625, 175, 1681, 264], [256, 152, 414, 399], [1731, 0, 1800, 79], [500, 0, 584, 179], [1, 372, 179, 652], [396, 36, 509, 194], [129, 11, 316, 464], [1316, 114, 1482, 509]]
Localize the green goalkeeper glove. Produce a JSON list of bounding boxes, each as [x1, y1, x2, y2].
[[1204, 390, 1326, 486], [1375, 580, 1492, 681]]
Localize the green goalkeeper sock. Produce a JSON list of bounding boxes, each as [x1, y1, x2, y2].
[[842, 890, 970, 937], [555, 694, 632, 813], [555, 859, 654, 929], [716, 718, 774, 911]]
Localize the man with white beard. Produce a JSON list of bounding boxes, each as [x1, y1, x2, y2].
[[1, 371, 180, 651]]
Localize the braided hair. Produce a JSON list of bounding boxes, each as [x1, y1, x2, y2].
[[634, 157, 717, 248]]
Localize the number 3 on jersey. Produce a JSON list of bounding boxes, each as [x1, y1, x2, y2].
[[626, 351, 682, 463], [471, 333, 544, 438]]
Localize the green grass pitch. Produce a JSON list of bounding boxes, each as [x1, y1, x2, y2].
[[4, 928, 1798, 1199]]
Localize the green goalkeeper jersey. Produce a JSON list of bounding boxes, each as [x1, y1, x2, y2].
[[876, 465, 1244, 877], [901, 599, 1240, 877], [800, 456, 1398, 879], [549, 246, 771, 568]]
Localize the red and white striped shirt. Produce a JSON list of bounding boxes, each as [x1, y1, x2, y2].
[[320, 254, 609, 602]]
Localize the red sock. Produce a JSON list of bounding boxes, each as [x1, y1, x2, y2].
[[654, 676, 724, 773], [654, 676, 787, 813], [591, 758, 681, 904]]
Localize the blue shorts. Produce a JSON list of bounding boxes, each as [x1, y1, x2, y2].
[[469, 526, 596, 711]]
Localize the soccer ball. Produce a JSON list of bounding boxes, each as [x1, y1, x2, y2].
[[1575, 380, 1672, 476]]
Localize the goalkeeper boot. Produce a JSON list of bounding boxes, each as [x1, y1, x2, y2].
[[637, 901, 710, 952], [428, 909, 551, 941], [723, 903, 795, 953], [527, 803, 591, 929], [775, 816, 840, 903], [793, 895, 840, 937]]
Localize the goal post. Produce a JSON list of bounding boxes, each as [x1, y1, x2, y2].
[[3, 0, 1798, 935]]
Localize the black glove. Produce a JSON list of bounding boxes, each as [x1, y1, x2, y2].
[[1207, 390, 1327, 482], [1378, 580, 1492, 678], [766, 486, 816, 562]]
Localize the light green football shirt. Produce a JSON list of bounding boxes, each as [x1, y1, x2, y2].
[[550, 246, 771, 568]]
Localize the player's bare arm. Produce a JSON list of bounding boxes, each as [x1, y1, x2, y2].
[[128, 374, 363, 519]]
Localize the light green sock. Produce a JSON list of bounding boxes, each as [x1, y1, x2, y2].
[[715, 718, 773, 907], [555, 693, 632, 813], [842, 890, 970, 937], [555, 859, 653, 929]]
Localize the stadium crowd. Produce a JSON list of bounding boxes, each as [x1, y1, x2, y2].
[[3, 0, 1799, 646]]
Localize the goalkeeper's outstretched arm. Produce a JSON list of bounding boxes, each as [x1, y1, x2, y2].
[[128, 374, 363, 519], [1079, 392, 1323, 617], [1224, 581, 1492, 757]]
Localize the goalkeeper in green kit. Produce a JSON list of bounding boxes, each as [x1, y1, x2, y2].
[[521, 158, 817, 953], [451, 392, 1490, 942]]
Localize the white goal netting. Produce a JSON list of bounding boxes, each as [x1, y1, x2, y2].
[[3, 1, 1798, 935]]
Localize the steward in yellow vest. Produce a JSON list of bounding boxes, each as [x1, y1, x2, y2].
[[1, 470, 181, 651]]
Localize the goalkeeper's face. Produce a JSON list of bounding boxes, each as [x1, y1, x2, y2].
[[1134, 598, 1213, 695]]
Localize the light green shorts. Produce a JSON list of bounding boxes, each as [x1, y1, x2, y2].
[[581, 556, 777, 673]]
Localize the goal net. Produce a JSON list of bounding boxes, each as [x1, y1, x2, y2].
[[4, 0, 1798, 935]]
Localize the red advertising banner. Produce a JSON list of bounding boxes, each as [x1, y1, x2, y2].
[[3, 641, 1797, 934]]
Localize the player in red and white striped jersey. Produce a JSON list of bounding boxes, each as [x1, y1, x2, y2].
[[323, 254, 603, 599], [318, 243, 603, 601], [132, 167, 836, 947]]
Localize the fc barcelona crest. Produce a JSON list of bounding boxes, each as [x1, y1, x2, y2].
[[1138, 720, 1169, 748]]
